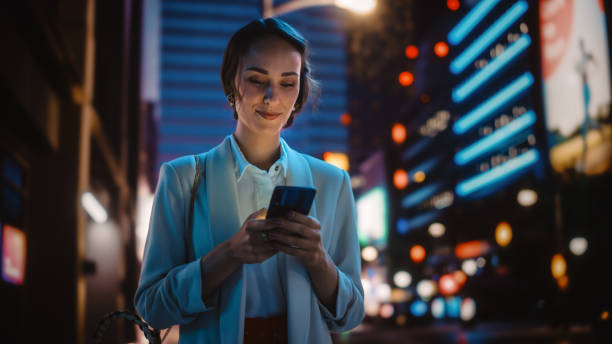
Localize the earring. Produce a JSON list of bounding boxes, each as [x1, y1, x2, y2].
[[227, 93, 235, 106]]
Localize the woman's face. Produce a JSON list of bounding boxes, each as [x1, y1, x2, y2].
[[234, 36, 301, 137]]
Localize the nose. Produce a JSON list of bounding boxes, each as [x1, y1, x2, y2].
[[263, 85, 279, 104]]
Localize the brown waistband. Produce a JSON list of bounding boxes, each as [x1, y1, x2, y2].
[[244, 313, 288, 344]]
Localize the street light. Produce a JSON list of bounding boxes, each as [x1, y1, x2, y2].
[[262, 0, 376, 18]]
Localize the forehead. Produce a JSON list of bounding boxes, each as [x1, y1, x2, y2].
[[241, 36, 302, 74]]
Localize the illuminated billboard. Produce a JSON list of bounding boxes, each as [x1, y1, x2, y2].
[[540, 0, 612, 176], [356, 186, 389, 247]]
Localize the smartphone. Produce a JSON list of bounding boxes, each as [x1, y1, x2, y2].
[[266, 186, 316, 219]]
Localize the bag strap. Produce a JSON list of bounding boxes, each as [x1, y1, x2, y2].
[[186, 154, 205, 261]]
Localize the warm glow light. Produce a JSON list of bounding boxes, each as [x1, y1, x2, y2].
[[557, 275, 569, 290], [391, 288, 410, 303], [428, 222, 446, 238], [396, 314, 407, 325], [460, 297, 476, 321], [447, 0, 460, 11], [2, 225, 27, 285], [81, 191, 108, 223], [323, 152, 349, 171], [416, 279, 437, 300], [453, 270, 467, 286], [392, 123, 407, 144], [569, 237, 588, 256], [340, 112, 352, 126], [410, 245, 426, 263], [517, 189, 538, 206], [393, 270, 412, 288], [380, 303, 394, 318], [439, 273, 460, 296], [434, 41, 450, 58], [413, 171, 426, 183], [551, 253, 567, 279], [335, 0, 376, 14], [602, 310, 610, 321], [399, 71, 414, 86], [462, 259, 477, 276], [362, 246, 379, 262], [405, 45, 419, 59], [393, 169, 409, 189], [455, 240, 491, 259], [495, 221, 513, 247], [431, 297, 446, 319]]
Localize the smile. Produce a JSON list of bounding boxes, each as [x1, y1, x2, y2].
[[256, 110, 282, 120]]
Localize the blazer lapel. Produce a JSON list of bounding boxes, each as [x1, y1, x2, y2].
[[281, 140, 318, 344], [206, 136, 244, 344]]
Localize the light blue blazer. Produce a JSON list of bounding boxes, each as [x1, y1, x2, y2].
[[135, 136, 364, 343]]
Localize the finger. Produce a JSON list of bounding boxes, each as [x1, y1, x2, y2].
[[271, 242, 306, 258], [270, 219, 319, 240], [286, 211, 321, 230], [245, 219, 277, 232], [268, 231, 315, 250]]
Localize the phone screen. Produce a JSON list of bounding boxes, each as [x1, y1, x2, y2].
[[266, 186, 316, 219]]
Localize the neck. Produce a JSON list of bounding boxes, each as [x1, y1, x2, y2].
[[233, 130, 281, 171]]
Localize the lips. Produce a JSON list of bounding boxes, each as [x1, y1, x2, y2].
[[256, 110, 282, 120]]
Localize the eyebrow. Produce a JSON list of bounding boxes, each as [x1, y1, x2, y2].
[[246, 66, 298, 77]]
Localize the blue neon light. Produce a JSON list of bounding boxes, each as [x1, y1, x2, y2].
[[411, 300, 428, 317], [401, 183, 442, 209], [450, 1, 529, 74], [396, 210, 440, 234], [454, 110, 536, 165], [453, 72, 534, 135], [453, 34, 532, 102], [448, 0, 502, 46], [455, 149, 539, 197]]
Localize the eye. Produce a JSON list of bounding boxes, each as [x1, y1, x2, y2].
[[248, 78, 264, 85], [281, 83, 296, 88]]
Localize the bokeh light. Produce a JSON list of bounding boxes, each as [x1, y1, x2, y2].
[[413, 171, 426, 183], [405, 45, 419, 59], [393, 270, 412, 288], [495, 221, 513, 247], [517, 189, 538, 206], [453, 270, 467, 286], [551, 253, 567, 279], [379, 303, 394, 318], [399, 71, 414, 86], [323, 152, 349, 171], [462, 259, 478, 276], [396, 314, 407, 325], [431, 297, 446, 319], [569, 237, 588, 256], [439, 273, 460, 296], [340, 112, 352, 126], [410, 300, 428, 317], [393, 169, 409, 189], [602, 310, 610, 320], [376, 283, 392, 302], [557, 275, 569, 290], [446, 296, 461, 318], [447, 0, 460, 11], [392, 123, 407, 144], [410, 244, 426, 263], [428, 222, 446, 238], [416, 279, 437, 300], [362, 246, 378, 262], [434, 41, 449, 57], [460, 297, 476, 321]]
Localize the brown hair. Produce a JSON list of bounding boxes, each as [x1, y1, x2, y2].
[[220, 18, 319, 128]]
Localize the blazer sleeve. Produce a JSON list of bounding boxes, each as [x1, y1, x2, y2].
[[317, 170, 365, 332], [134, 162, 215, 329]]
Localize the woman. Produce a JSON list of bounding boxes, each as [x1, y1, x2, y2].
[[135, 18, 364, 343]]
